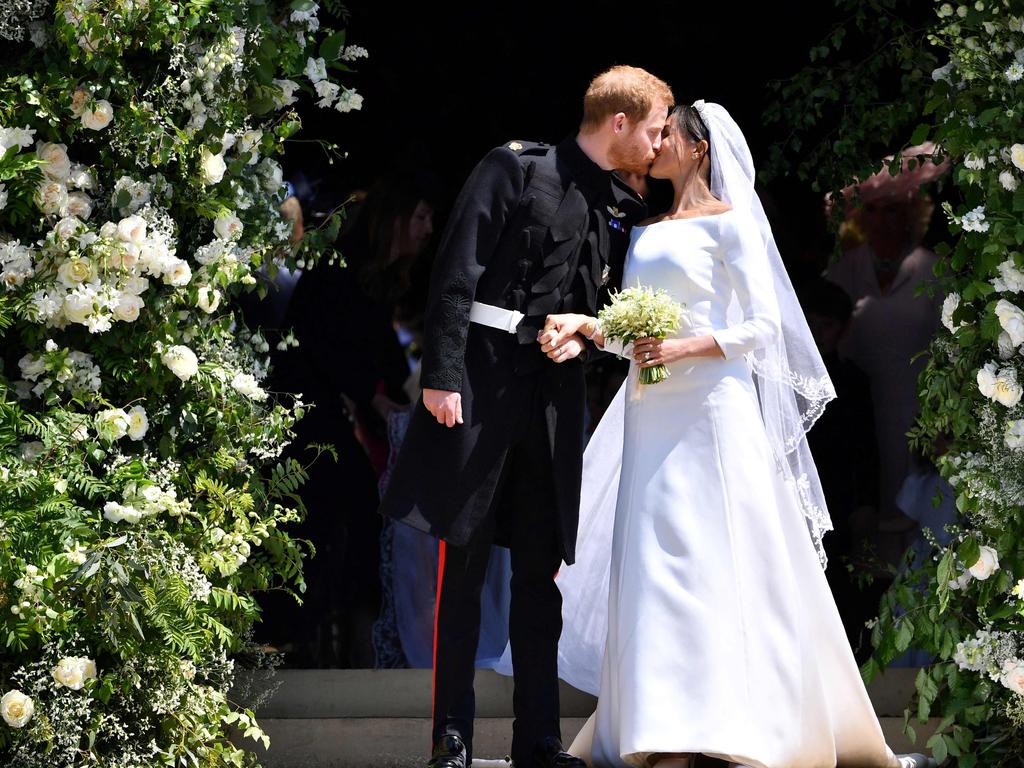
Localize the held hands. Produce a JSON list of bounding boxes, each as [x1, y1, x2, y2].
[[423, 388, 463, 428], [539, 313, 599, 348], [537, 330, 586, 363]]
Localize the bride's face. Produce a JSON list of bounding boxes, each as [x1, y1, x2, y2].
[[649, 119, 690, 181]]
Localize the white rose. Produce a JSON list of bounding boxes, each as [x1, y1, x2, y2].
[[200, 147, 227, 185], [996, 299, 1024, 346], [80, 99, 114, 131], [1006, 419, 1024, 449], [103, 501, 143, 524], [162, 259, 192, 287], [260, 159, 284, 194], [993, 367, 1024, 407], [113, 292, 144, 322], [214, 212, 243, 240], [161, 345, 199, 380], [1012, 144, 1024, 172], [66, 191, 94, 220], [1000, 658, 1024, 695], [197, 285, 222, 314], [1, 690, 34, 728], [57, 256, 96, 287], [63, 288, 94, 324], [35, 180, 69, 216], [53, 215, 85, 243], [95, 408, 129, 441], [126, 405, 148, 440], [52, 656, 97, 690], [941, 292, 962, 333], [231, 372, 268, 401], [116, 215, 148, 245], [998, 331, 1017, 360], [969, 545, 1000, 580], [36, 141, 71, 180]]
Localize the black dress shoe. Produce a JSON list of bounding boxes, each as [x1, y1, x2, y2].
[[534, 736, 587, 768], [427, 735, 467, 768]]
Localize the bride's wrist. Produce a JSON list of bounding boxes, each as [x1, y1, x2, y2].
[[580, 317, 600, 341]]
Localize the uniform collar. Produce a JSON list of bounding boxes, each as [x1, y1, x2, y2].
[[557, 135, 612, 193]]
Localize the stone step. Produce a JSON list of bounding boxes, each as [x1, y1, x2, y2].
[[232, 669, 938, 767]]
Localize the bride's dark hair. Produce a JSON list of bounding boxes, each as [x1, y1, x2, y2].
[[671, 104, 712, 183]]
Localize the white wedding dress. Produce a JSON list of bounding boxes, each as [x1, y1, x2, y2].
[[557, 210, 900, 768]]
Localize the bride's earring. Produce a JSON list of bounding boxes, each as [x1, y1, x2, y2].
[[691, 152, 698, 160]]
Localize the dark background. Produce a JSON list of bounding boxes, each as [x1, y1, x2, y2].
[[287, 1, 860, 274]]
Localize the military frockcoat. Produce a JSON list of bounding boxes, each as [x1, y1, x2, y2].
[[379, 136, 644, 564]]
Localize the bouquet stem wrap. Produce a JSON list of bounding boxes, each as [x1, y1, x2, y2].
[[598, 282, 684, 386]]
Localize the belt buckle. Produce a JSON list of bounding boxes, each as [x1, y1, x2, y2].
[[507, 310, 524, 333]]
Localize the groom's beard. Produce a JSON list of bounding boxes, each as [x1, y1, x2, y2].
[[608, 135, 655, 176]]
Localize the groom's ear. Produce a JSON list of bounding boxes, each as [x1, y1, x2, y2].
[[611, 112, 628, 134]]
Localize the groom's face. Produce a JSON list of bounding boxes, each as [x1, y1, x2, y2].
[[607, 102, 670, 176]]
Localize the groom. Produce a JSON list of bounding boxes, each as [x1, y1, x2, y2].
[[379, 65, 673, 768]]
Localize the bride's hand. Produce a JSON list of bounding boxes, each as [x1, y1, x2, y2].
[[538, 313, 598, 348], [633, 335, 724, 367]]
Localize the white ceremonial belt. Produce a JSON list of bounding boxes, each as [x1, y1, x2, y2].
[[469, 301, 524, 333]]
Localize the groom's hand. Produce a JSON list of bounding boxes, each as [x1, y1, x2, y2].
[[422, 388, 463, 428], [540, 313, 595, 348]]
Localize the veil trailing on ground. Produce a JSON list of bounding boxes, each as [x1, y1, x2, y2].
[[491, 101, 837, 696]]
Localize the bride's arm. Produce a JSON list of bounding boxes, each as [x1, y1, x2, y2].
[[709, 211, 782, 359]]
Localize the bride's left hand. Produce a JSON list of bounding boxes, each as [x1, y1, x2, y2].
[[633, 337, 692, 368]]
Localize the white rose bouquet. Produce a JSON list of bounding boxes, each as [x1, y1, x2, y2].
[[598, 282, 685, 385]]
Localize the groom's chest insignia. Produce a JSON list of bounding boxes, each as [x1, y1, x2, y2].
[[606, 205, 627, 233], [601, 264, 611, 285]]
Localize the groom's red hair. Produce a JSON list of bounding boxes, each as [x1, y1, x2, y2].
[[580, 65, 674, 133]]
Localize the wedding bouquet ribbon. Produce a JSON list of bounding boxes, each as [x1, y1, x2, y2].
[[597, 281, 684, 385]]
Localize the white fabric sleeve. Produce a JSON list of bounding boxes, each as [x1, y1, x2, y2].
[[710, 212, 782, 360], [598, 336, 633, 359]]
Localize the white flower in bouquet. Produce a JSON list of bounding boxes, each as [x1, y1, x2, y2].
[[63, 284, 96, 324], [977, 361, 1023, 406], [103, 501, 143, 524], [1007, 63, 1024, 83], [113, 292, 143, 322], [1, 690, 34, 728], [214, 212, 243, 240], [272, 78, 299, 108], [999, 170, 1019, 191], [197, 285, 221, 314], [995, 299, 1024, 346], [969, 545, 1001, 580], [126, 405, 148, 440], [341, 45, 369, 61], [200, 147, 227, 185], [964, 153, 986, 170], [598, 281, 685, 385], [80, 99, 113, 131], [941, 292, 964, 332], [52, 656, 97, 690], [162, 258, 192, 287], [68, 163, 98, 191], [66, 191, 94, 220], [238, 129, 262, 163], [961, 205, 990, 233], [96, 408, 130, 441], [70, 88, 90, 117], [35, 179, 69, 217], [314, 80, 339, 108], [231, 372, 268, 401], [335, 88, 364, 113], [0, 125, 36, 158], [53, 216, 85, 244], [304, 56, 328, 83], [992, 257, 1024, 293], [18, 354, 46, 381], [36, 141, 71, 180], [1000, 658, 1024, 695], [162, 344, 199, 380], [1012, 144, 1024, 172], [259, 158, 284, 194]]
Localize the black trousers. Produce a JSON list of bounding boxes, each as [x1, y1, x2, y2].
[[432, 388, 564, 767]]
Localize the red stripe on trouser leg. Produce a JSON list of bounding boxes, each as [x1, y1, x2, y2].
[[430, 539, 447, 749]]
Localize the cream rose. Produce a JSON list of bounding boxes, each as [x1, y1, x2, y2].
[[113, 292, 144, 322], [162, 259, 192, 287], [95, 408, 129, 441], [1, 690, 34, 728], [66, 191, 94, 220], [52, 656, 97, 690], [103, 501, 143, 524], [231, 372, 268, 401], [213, 212, 243, 240], [126, 404, 148, 440], [969, 545, 1000, 580], [161, 345, 199, 380], [35, 180, 69, 216], [1000, 658, 1024, 695], [57, 256, 95, 287], [37, 141, 71, 180], [996, 299, 1024, 346], [200, 147, 227, 185], [1012, 143, 1024, 172], [197, 285, 222, 314], [80, 99, 114, 131], [116, 215, 147, 245], [994, 368, 1024, 407]]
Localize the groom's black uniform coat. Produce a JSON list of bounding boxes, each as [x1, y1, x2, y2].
[[380, 137, 644, 564]]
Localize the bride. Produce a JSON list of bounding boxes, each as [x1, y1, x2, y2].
[[532, 102, 936, 768]]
